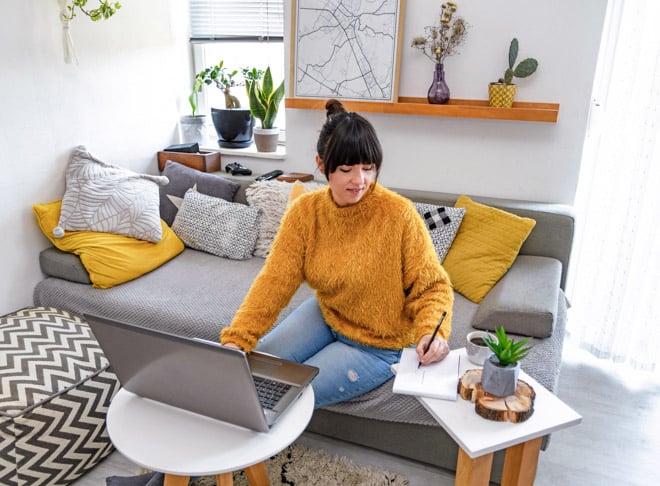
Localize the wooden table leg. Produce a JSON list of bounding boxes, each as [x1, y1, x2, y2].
[[164, 474, 191, 486], [244, 461, 269, 485], [501, 437, 543, 486], [215, 472, 234, 486], [455, 447, 493, 486]]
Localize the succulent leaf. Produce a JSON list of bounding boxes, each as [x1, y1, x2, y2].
[[513, 58, 538, 78], [508, 38, 519, 70]]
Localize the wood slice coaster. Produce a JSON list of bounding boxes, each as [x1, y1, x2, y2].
[[458, 369, 536, 423]]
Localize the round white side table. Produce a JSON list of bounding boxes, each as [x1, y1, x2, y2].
[[106, 386, 314, 486]]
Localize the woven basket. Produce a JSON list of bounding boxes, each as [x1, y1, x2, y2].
[[488, 83, 517, 108]]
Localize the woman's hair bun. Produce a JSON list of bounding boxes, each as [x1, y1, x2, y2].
[[325, 99, 347, 118]]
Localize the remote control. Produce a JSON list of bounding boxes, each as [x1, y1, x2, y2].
[[255, 170, 284, 181]]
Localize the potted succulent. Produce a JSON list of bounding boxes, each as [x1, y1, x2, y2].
[[242, 66, 285, 152], [191, 61, 254, 148], [488, 38, 538, 108], [481, 326, 533, 397]]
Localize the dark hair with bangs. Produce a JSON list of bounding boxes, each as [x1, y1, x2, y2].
[[316, 99, 383, 179]]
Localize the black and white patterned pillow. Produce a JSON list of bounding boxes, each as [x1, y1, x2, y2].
[[414, 202, 466, 262], [172, 189, 260, 260]]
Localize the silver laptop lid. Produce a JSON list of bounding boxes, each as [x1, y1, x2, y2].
[[84, 314, 318, 432]]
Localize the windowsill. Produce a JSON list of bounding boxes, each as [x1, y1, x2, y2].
[[200, 143, 286, 160]]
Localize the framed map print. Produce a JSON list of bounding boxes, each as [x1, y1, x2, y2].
[[291, 0, 405, 102]]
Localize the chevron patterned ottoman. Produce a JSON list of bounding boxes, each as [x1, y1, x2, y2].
[[0, 307, 120, 485]]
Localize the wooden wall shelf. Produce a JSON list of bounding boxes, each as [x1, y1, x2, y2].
[[285, 97, 559, 123]]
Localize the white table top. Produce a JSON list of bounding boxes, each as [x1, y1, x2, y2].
[[106, 385, 314, 477], [416, 348, 582, 459]]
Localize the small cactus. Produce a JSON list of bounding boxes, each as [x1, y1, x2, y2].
[[499, 38, 538, 84]]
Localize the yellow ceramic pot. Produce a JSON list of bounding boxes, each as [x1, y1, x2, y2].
[[488, 83, 517, 108]]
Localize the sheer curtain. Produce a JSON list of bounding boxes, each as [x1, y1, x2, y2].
[[568, 0, 660, 372]]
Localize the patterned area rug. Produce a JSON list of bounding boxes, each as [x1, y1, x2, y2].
[[113, 444, 409, 486], [195, 444, 409, 485]]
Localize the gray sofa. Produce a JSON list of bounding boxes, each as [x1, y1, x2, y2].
[[33, 178, 574, 482]]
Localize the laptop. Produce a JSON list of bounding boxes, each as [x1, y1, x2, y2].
[[84, 314, 319, 433]]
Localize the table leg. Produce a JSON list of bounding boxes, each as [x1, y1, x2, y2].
[[164, 474, 190, 486], [501, 437, 543, 486], [215, 472, 234, 486], [455, 447, 493, 486], [244, 461, 269, 485]]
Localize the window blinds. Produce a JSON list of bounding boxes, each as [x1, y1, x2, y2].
[[189, 0, 284, 40]]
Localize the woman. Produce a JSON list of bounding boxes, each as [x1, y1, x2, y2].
[[221, 99, 454, 408]]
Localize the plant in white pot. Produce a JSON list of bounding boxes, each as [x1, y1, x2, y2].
[[192, 61, 254, 148], [481, 326, 533, 397], [488, 38, 538, 108], [243, 66, 285, 152]]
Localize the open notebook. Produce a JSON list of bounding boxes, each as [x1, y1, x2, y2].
[[392, 348, 461, 401]]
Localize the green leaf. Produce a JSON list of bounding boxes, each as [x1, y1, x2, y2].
[[508, 38, 519, 70], [513, 58, 538, 78]]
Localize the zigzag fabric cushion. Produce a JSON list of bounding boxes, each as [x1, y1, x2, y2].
[[54, 145, 169, 242], [0, 307, 120, 486]]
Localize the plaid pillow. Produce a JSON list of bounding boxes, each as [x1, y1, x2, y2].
[[414, 203, 466, 262]]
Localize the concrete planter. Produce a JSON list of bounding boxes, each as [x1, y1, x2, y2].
[[481, 355, 520, 397], [253, 127, 279, 152]]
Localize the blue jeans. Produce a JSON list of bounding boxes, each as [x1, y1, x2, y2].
[[256, 297, 402, 408]]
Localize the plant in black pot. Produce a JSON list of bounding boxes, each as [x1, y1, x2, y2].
[[192, 60, 254, 148], [242, 66, 285, 152], [481, 326, 533, 397]]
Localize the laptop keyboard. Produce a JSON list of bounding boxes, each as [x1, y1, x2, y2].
[[253, 376, 292, 410]]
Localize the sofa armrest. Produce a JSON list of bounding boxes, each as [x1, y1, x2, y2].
[[471, 255, 561, 338], [39, 247, 91, 284]]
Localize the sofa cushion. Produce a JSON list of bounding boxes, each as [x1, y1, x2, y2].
[[443, 195, 536, 303], [159, 160, 240, 226], [246, 180, 326, 258], [54, 146, 168, 243], [34, 200, 184, 289], [414, 203, 465, 262], [472, 255, 562, 338], [39, 247, 91, 284], [172, 189, 260, 260]]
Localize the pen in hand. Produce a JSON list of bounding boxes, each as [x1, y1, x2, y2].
[[418, 311, 447, 368]]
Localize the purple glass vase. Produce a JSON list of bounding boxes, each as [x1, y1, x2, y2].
[[427, 63, 450, 104]]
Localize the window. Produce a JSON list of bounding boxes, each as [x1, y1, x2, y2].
[[188, 0, 286, 131]]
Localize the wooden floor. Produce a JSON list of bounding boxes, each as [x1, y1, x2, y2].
[[73, 336, 660, 485]]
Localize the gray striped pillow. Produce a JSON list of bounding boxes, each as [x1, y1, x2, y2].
[[54, 146, 168, 242]]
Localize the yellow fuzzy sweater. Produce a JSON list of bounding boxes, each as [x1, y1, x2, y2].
[[221, 183, 453, 352]]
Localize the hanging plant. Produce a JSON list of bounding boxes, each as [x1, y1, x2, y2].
[[61, 0, 122, 21], [57, 0, 121, 64]]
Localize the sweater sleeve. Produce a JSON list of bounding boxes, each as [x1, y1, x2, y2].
[[400, 203, 454, 343], [220, 200, 308, 351]]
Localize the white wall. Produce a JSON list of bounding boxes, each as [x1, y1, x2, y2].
[[272, 0, 608, 203], [0, 0, 606, 315], [0, 0, 188, 314]]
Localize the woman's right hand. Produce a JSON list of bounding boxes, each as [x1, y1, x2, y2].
[[223, 342, 242, 350]]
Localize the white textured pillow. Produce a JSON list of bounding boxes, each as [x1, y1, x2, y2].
[[172, 189, 260, 260], [414, 202, 466, 262], [55, 146, 168, 242], [246, 180, 326, 258]]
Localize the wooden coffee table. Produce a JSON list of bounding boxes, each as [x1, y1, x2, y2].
[[106, 385, 314, 485], [415, 348, 581, 486]]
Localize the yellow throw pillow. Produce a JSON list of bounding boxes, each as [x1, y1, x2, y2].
[[442, 195, 536, 303], [33, 200, 184, 289]]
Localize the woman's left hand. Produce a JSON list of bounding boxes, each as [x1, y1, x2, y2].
[[416, 334, 450, 366]]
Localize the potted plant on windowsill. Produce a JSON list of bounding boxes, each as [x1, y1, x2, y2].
[[481, 326, 533, 397], [488, 38, 538, 108], [243, 66, 285, 152], [192, 61, 254, 148]]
